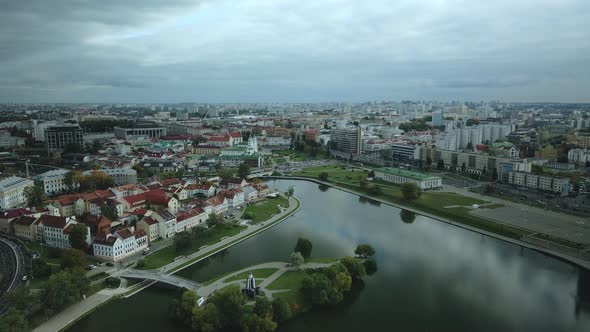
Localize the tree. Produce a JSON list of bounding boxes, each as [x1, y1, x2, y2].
[[294, 238, 313, 259], [192, 303, 221, 332], [32, 258, 52, 278], [68, 223, 89, 250], [400, 209, 416, 224], [586, 160, 590, 168], [238, 163, 251, 179], [491, 167, 498, 181], [253, 296, 273, 319], [318, 172, 329, 181], [285, 186, 295, 198], [340, 256, 366, 280], [218, 168, 236, 179], [366, 184, 383, 196], [0, 309, 29, 332], [60, 248, 87, 270], [466, 142, 474, 151], [24, 185, 46, 206], [272, 298, 292, 323], [174, 231, 192, 253], [401, 182, 422, 200], [207, 213, 222, 228], [425, 156, 432, 170], [192, 226, 206, 239], [358, 176, 368, 189], [290, 251, 304, 270], [63, 171, 80, 192], [466, 119, 479, 126], [208, 286, 246, 331], [354, 244, 375, 258], [301, 273, 331, 305], [173, 290, 199, 325], [41, 269, 89, 315], [436, 159, 445, 170], [461, 162, 467, 173], [100, 204, 118, 221], [364, 258, 378, 275], [368, 170, 375, 178]]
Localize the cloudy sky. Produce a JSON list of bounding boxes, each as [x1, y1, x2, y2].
[[0, 0, 589, 103]]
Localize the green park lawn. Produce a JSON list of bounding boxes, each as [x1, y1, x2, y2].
[[305, 257, 339, 264], [267, 270, 308, 291], [224, 268, 279, 282], [273, 149, 327, 161], [242, 196, 289, 224], [138, 224, 247, 270]]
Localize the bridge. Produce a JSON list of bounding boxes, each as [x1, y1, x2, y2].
[[248, 169, 273, 179], [119, 270, 202, 292]]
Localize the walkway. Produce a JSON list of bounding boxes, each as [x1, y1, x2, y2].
[[197, 261, 333, 299], [119, 270, 201, 292]]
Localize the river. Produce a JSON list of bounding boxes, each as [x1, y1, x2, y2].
[[69, 179, 590, 332]]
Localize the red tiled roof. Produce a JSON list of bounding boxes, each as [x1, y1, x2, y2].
[[132, 208, 147, 216], [38, 215, 68, 229], [208, 136, 230, 142], [145, 189, 171, 205], [116, 228, 134, 239], [0, 208, 33, 219], [228, 132, 241, 138], [141, 216, 158, 226], [207, 195, 225, 207], [160, 178, 181, 187], [176, 208, 205, 222], [124, 193, 147, 206], [13, 215, 38, 226], [94, 235, 118, 246], [134, 229, 147, 238]]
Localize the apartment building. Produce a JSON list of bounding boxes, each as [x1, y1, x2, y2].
[[0, 176, 34, 210]]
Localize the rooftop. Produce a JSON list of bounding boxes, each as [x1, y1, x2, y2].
[[376, 167, 440, 181]]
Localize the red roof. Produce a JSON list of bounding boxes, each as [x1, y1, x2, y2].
[[0, 208, 33, 219], [124, 193, 147, 206], [39, 215, 68, 229], [160, 178, 181, 187], [207, 196, 226, 207], [116, 228, 134, 239], [176, 208, 205, 222], [228, 132, 242, 138], [134, 229, 147, 238], [132, 208, 147, 216], [13, 215, 38, 226], [145, 189, 171, 205], [208, 136, 230, 142], [141, 216, 158, 226]]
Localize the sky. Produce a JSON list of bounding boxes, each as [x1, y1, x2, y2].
[[0, 0, 589, 103]]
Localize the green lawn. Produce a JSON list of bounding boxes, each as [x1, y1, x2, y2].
[[305, 257, 339, 264], [224, 268, 279, 282], [273, 149, 328, 161], [138, 224, 247, 270], [242, 196, 289, 224], [267, 270, 309, 291]]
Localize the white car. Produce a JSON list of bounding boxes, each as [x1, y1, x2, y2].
[[21, 275, 28, 281]]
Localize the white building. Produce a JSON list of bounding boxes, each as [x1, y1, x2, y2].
[[374, 167, 442, 190], [37, 215, 91, 249], [83, 168, 137, 185], [175, 208, 208, 233], [0, 176, 34, 210], [153, 209, 177, 239], [34, 169, 71, 195], [93, 227, 148, 262], [568, 149, 590, 164]]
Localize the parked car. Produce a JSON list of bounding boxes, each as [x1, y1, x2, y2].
[[21, 275, 28, 281], [87, 264, 97, 270]]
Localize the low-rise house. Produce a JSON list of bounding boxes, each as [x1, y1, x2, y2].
[[82, 215, 112, 239], [242, 186, 258, 202], [153, 209, 177, 239], [92, 227, 148, 262], [252, 183, 271, 197], [222, 178, 248, 189], [175, 208, 208, 233], [0, 208, 33, 234], [206, 195, 228, 215], [374, 167, 443, 190], [137, 216, 160, 243], [221, 189, 245, 207], [52, 195, 86, 217], [34, 169, 72, 195], [37, 215, 90, 249], [187, 183, 216, 198], [0, 176, 34, 210], [12, 215, 39, 241]]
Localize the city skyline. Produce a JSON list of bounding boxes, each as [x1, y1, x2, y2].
[[1, 0, 589, 103]]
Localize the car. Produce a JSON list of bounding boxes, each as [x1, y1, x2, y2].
[[87, 264, 97, 270], [21, 275, 28, 281]]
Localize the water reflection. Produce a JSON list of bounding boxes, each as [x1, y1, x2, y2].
[[400, 209, 415, 224], [318, 184, 330, 192]]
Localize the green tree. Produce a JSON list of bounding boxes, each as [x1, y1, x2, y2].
[[364, 258, 378, 275], [461, 162, 467, 173], [192, 303, 221, 332], [173, 290, 199, 325], [358, 176, 368, 189], [68, 223, 89, 250], [218, 168, 236, 179], [366, 184, 383, 196], [206, 213, 222, 228], [60, 248, 87, 270], [174, 231, 192, 253], [466, 142, 474, 151], [354, 244, 375, 258], [100, 204, 118, 221], [340, 256, 366, 280], [285, 186, 295, 198], [63, 171, 80, 192], [241, 313, 277, 332], [0, 309, 29, 332], [301, 273, 331, 305], [294, 238, 313, 259], [253, 296, 273, 319], [41, 269, 89, 315], [491, 167, 498, 181], [64, 142, 84, 154], [238, 163, 251, 179], [271, 298, 292, 323], [318, 172, 329, 181], [436, 159, 445, 170], [192, 226, 206, 239], [401, 182, 422, 200], [368, 170, 375, 178], [24, 185, 46, 206], [32, 258, 52, 278], [208, 286, 246, 330], [290, 251, 304, 270], [400, 209, 416, 224]]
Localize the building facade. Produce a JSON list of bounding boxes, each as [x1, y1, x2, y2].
[[374, 167, 442, 190], [0, 176, 34, 210]]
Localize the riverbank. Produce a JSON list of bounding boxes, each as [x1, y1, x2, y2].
[[32, 196, 301, 332], [270, 175, 590, 270]]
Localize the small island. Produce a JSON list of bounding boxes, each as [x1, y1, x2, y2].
[[169, 242, 377, 331]]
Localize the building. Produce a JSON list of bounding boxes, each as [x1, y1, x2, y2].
[[34, 169, 71, 195], [390, 144, 421, 162], [330, 127, 362, 154], [374, 167, 442, 190], [432, 110, 444, 126], [137, 216, 160, 243], [114, 126, 167, 140], [0, 176, 34, 210], [0, 130, 25, 148], [153, 209, 177, 239], [221, 189, 245, 207], [206, 195, 228, 215], [37, 215, 90, 249], [45, 125, 84, 153], [83, 168, 137, 186], [175, 208, 208, 233], [92, 227, 148, 262], [12, 215, 39, 241], [569, 149, 590, 164], [508, 171, 571, 194]]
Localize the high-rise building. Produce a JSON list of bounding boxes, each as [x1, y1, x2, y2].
[[45, 125, 84, 152], [432, 110, 444, 126], [0, 176, 34, 210], [330, 127, 362, 154]]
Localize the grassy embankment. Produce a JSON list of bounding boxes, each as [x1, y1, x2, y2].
[[242, 196, 289, 224], [290, 165, 529, 239]]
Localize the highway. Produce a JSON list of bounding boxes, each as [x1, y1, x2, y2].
[[0, 236, 31, 314]]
